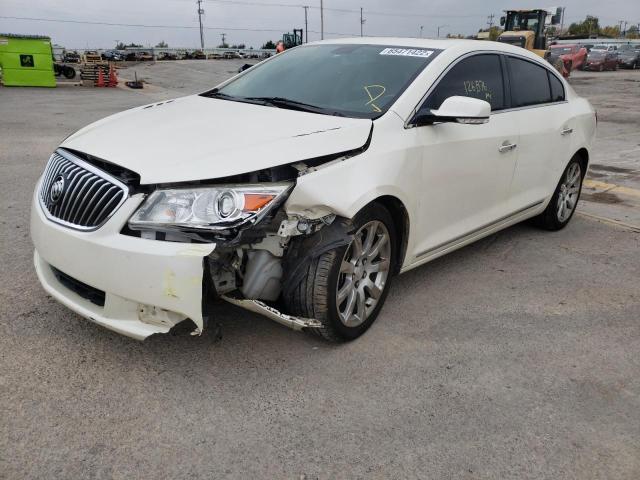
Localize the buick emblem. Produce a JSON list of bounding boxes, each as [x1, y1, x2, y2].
[[49, 174, 66, 204]]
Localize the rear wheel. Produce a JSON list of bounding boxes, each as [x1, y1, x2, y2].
[[532, 157, 584, 231], [283, 204, 396, 341], [62, 66, 76, 79]]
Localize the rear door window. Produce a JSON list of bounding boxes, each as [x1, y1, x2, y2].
[[507, 56, 552, 107], [422, 54, 505, 111]]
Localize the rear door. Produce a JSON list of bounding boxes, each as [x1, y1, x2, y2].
[[505, 55, 572, 211]]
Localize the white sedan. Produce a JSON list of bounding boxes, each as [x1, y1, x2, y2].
[[31, 38, 596, 341]]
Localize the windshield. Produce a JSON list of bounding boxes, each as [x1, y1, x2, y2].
[[208, 44, 442, 118], [505, 12, 540, 32], [497, 36, 526, 48]]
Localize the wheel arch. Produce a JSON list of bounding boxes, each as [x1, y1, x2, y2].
[[573, 147, 589, 177], [367, 195, 410, 276]]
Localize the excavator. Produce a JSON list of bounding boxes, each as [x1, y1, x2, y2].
[[497, 8, 567, 75]]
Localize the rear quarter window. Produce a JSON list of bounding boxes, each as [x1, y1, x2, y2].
[[548, 72, 565, 102]]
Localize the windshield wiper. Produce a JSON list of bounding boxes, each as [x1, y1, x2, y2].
[[244, 96, 345, 116], [200, 90, 266, 105]]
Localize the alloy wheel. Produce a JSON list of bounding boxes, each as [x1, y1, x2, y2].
[[557, 162, 582, 223], [336, 220, 391, 327]]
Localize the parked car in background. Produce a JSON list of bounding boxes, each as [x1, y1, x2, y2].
[[62, 51, 81, 63], [591, 44, 617, 53], [137, 51, 154, 61], [548, 44, 587, 71], [584, 46, 618, 71], [157, 52, 178, 61], [617, 44, 640, 69], [102, 50, 124, 61], [31, 39, 596, 342]]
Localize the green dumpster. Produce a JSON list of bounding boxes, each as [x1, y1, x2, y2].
[[0, 33, 56, 87]]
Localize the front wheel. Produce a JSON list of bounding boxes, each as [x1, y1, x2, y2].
[[283, 204, 396, 341], [532, 157, 584, 231]]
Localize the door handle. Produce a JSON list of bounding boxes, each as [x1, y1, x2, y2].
[[561, 127, 574, 135], [499, 142, 517, 153]]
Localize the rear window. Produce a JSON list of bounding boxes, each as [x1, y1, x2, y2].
[[551, 47, 574, 54], [507, 56, 551, 107]]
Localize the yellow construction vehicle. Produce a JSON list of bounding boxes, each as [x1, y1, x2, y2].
[[497, 8, 565, 73]]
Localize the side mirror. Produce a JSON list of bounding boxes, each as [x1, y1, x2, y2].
[[500, 16, 506, 27], [414, 96, 491, 126]]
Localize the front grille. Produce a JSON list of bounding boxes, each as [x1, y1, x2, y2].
[[39, 150, 128, 230], [51, 266, 106, 307]]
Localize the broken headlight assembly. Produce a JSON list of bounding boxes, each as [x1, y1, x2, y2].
[[128, 183, 292, 232]]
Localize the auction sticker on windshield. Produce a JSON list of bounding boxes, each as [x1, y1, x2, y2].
[[379, 48, 434, 58]]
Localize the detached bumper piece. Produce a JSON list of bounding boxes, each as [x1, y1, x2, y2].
[[222, 294, 322, 331]]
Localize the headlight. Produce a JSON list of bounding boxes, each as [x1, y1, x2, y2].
[[128, 183, 292, 231]]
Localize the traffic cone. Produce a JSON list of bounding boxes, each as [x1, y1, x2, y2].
[[96, 67, 105, 87], [107, 65, 118, 87]]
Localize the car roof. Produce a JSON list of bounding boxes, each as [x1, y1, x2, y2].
[[305, 37, 545, 62]]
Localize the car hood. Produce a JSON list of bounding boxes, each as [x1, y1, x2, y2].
[[61, 95, 373, 184]]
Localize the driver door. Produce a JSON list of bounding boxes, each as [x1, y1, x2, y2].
[[408, 53, 519, 261]]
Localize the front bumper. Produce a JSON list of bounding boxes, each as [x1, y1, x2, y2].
[[31, 186, 215, 340]]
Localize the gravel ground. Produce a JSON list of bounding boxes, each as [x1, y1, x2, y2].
[[1, 61, 639, 479]]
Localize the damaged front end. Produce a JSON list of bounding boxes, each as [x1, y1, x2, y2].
[[116, 132, 370, 336]]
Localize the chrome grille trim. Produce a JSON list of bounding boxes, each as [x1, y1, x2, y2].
[[38, 149, 129, 231]]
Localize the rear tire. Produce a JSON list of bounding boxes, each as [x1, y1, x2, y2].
[[532, 157, 584, 231], [283, 204, 397, 342], [62, 66, 76, 79]]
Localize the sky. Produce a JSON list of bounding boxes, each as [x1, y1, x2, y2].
[[1, 0, 638, 49]]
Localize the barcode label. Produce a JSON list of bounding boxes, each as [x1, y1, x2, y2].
[[379, 48, 434, 58]]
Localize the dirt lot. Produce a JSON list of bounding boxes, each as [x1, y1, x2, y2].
[[1, 61, 639, 479]]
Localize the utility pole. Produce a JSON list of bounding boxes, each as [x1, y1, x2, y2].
[[437, 25, 448, 38], [320, 0, 324, 40], [220, 33, 226, 46], [560, 7, 565, 34], [196, 0, 205, 50], [303, 6, 309, 43], [487, 13, 495, 29], [360, 7, 365, 37], [419, 25, 424, 38]]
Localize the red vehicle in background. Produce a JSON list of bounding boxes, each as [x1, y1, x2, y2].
[[548, 44, 588, 73], [584, 45, 619, 71]]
